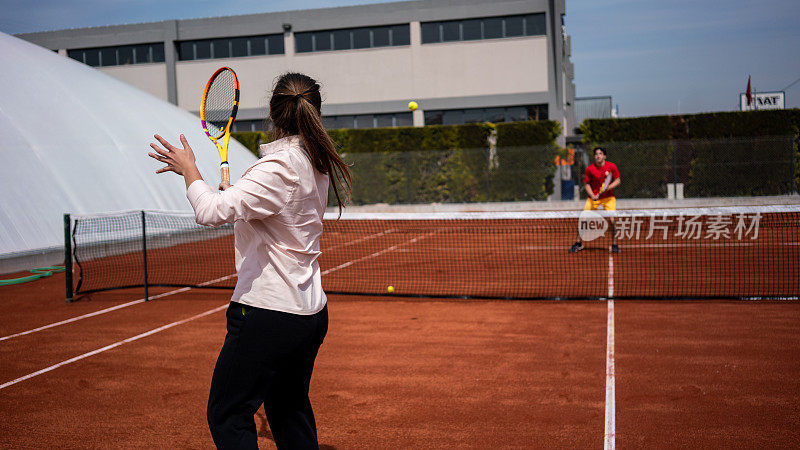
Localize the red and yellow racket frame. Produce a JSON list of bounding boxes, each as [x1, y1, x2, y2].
[[200, 67, 239, 185]]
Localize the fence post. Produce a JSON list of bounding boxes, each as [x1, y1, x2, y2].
[[64, 214, 73, 303], [672, 139, 679, 188], [405, 151, 411, 204], [485, 147, 491, 201], [141, 211, 149, 301], [793, 134, 798, 195]]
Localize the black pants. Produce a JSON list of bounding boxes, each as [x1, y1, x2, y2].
[[207, 302, 328, 449]]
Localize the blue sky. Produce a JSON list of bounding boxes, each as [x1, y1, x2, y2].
[[2, 0, 798, 117]]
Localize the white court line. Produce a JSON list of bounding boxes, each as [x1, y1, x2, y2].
[[0, 304, 228, 391], [324, 229, 396, 252], [1, 229, 395, 343], [604, 251, 616, 450], [0, 231, 417, 388], [321, 230, 439, 276], [0, 274, 236, 343]]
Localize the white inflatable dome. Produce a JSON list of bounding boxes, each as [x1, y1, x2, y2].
[[0, 32, 257, 272]]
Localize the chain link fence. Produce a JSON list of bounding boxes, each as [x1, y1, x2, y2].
[[330, 135, 798, 205], [572, 135, 798, 199], [335, 144, 559, 205]]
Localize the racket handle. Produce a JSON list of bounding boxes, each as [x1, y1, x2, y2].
[[220, 163, 230, 185]]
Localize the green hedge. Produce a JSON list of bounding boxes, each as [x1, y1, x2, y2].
[[231, 131, 272, 158], [580, 109, 800, 198], [233, 121, 562, 204]]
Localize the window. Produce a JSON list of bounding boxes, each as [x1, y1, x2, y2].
[[84, 49, 99, 66], [335, 116, 355, 129], [212, 39, 229, 59], [525, 14, 546, 36], [177, 34, 284, 61], [462, 19, 482, 40], [373, 27, 390, 47], [100, 47, 116, 66], [322, 116, 338, 129], [232, 119, 269, 132], [485, 108, 505, 123], [195, 40, 211, 59], [423, 105, 549, 125], [67, 49, 83, 62], [354, 114, 374, 129], [295, 33, 313, 53], [231, 37, 247, 57], [424, 110, 443, 126], [179, 41, 194, 60], [375, 114, 394, 128], [483, 17, 503, 39], [442, 21, 460, 41], [314, 31, 332, 51], [67, 43, 164, 67], [267, 35, 284, 54], [352, 28, 371, 49], [323, 112, 413, 129], [505, 16, 524, 37], [395, 113, 413, 127], [152, 43, 165, 62], [463, 109, 485, 123], [421, 13, 546, 44], [133, 44, 150, 63], [296, 24, 411, 53], [421, 22, 439, 44], [117, 45, 134, 65], [442, 110, 463, 125], [506, 106, 528, 122], [67, 43, 166, 67], [527, 104, 549, 121], [391, 25, 410, 46], [249, 36, 266, 56]]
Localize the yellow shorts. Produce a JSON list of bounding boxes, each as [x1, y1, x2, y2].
[[584, 196, 616, 211]]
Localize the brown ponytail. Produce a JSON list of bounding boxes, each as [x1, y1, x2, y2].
[[268, 73, 351, 215]]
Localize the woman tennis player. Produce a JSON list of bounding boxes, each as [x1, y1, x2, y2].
[[148, 72, 351, 449]]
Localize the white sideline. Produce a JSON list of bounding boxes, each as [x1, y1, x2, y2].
[[604, 251, 616, 450], [0, 304, 228, 390], [1, 230, 421, 389], [0, 227, 396, 343], [0, 275, 236, 343]]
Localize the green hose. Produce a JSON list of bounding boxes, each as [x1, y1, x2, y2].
[[0, 266, 66, 286]]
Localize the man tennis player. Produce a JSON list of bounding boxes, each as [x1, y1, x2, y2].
[[569, 146, 622, 253]]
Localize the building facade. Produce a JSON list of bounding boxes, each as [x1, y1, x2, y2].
[[19, 0, 575, 136]]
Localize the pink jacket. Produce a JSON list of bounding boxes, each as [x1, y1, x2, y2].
[[187, 135, 329, 314]]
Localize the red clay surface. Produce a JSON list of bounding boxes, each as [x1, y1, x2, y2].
[[2, 272, 799, 448]]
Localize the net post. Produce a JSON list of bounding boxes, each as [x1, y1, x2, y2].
[[141, 210, 149, 301], [64, 214, 73, 303]]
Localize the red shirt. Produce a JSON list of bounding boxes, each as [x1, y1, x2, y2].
[[584, 161, 620, 199]]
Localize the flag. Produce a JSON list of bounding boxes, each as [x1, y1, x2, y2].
[[745, 76, 752, 106]]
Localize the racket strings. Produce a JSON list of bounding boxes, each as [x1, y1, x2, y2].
[[203, 70, 237, 137]]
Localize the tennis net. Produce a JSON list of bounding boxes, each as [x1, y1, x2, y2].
[[65, 206, 800, 301]]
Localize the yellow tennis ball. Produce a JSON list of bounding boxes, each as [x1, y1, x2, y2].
[[387, 285, 395, 293], [408, 101, 418, 111]]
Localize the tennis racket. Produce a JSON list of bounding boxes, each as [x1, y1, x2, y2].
[[598, 171, 612, 194], [200, 67, 239, 185]]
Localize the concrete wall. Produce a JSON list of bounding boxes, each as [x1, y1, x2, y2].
[[99, 64, 169, 100], [17, 0, 574, 130], [174, 33, 549, 115]]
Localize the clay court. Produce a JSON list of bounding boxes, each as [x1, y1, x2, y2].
[[2, 267, 800, 448]]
